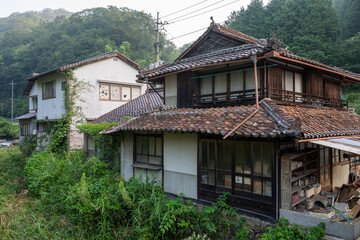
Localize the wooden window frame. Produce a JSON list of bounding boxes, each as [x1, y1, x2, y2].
[[134, 134, 164, 167], [31, 97, 38, 111], [99, 83, 141, 102], [42, 80, 56, 100], [199, 139, 274, 200], [20, 123, 30, 136]]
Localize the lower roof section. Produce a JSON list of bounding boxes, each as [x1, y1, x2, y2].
[[308, 136, 360, 155], [102, 104, 296, 138], [15, 112, 36, 120], [101, 98, 360, 140]]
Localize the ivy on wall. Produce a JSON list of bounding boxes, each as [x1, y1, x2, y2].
[[77, 121, 128, 165]]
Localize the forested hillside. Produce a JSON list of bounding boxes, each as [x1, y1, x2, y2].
[[0, 7, 178, 119], [225, 0, 360, 74]]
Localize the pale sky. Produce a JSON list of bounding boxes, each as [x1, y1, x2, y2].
[[0, 0, 270, 47]]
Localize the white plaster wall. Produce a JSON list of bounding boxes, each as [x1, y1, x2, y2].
[[36, 72, 66, 120], [332, 163, 350, 191], [73, 57, 144, 121], [165, 74, 177, 106], [121, 132, 134, 181], [29, 83, 38, 112], [163, 132, 198, 199]]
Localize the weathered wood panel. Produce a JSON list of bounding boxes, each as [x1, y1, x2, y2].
[[177, 71, 196, 108], [306, 71, 323, 96], [325, 80, 341, 100], [268, 66, 283, 91]]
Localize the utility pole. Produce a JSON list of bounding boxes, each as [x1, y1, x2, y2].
[[154, 12, 167, 68], [155, 11, 160, 68], [10, 81, 15, 122], [1, 103, 3, 118]]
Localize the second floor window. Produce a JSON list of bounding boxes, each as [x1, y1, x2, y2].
[[99, 83, 141, 101], [31, 97, 38, 111], [42, 80, 56, 100], [200, 69, 261, 95]]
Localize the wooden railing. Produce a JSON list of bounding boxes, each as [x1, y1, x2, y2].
[[192, 88, 265, 107], [268, 88, 348, 109], [192, 87, 348, 109]]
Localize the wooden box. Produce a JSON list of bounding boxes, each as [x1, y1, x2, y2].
[[306, 187, 314, 198]]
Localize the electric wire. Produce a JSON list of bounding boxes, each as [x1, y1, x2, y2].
[[161, 0, 210, 19], [168, 0, 239, 24], [164, 29, 184, 45], [166, 0, 225, 22], [168, 20, 226, 41]]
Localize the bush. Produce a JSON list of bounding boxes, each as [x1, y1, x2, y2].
[[260, 218, 326, 240], [0, 118, 18, 139], [19, 136, 37, 157]]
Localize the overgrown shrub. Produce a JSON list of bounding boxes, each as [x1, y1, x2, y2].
[[0, 117, 18, 139], [260, 218, 326, 240], [77, 122, 124, 164], [19, 135, 37, 157]]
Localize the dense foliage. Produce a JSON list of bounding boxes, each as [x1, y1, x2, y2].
[[23, 150, 252, 239], [0, 147, 85, 239], [260, 218, 325, 240], [77, 121, 125, 164], [226, 0, 339, 63], [0, 7, 179, 119], [0, 117, 18, 138], [226, 0, 360, 73]]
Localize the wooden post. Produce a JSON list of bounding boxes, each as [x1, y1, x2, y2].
[[146, 77, 150, 115], [251, 55, 259, 109]]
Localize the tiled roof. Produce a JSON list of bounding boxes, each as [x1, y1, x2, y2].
[[140, 43, 266, 79], [15, 112, 36, 120], [102, 104, 297, 138], [278, 51, 360, 80], [23, 50, 141, 96], [261, 98, 360, 139], [176, 23, 258, 61], [103, 98, 360, 140], [139, 24, 360, 82], [216, 24, 258, 44], [93, 89, 164, 124]]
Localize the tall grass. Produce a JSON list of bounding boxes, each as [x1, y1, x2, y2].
[[0, 147, 84, 239]]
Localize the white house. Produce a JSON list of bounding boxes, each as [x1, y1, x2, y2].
[[16, 50, 144, 149]]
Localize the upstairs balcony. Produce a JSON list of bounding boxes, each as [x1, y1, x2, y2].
[[192, 87, 348, 109]]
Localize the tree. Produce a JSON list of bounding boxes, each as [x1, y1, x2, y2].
[[0, 7, 179, 119], [333, 0, 360, 40], [226, 0, 339, 62], [226, 0, 269, 38]]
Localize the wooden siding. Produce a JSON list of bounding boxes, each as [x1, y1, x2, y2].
[[177, 71, 196, 108], [268, 67, 283, 94], [325, 80, 341, 100], [306, 71, 323, 96]]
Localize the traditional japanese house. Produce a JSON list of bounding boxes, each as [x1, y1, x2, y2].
[[102, 22, 360, 238]]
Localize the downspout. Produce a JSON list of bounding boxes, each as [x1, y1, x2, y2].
[[223, 55, 259, 139]]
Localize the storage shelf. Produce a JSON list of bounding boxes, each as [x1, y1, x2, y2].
[[291, 164, 305, 172], [291, 173, 306, 182], [292, 196, 307, 207], [291, 185, 305, 194], [281, 148, 320, 211]]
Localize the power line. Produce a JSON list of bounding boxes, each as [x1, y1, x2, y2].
[[168, 0, 240, 25], [161, 0, 210, 19], [0, 81, 27, 88], [166, 0, 224, 22], [164, 28, 184, 45], [168, 20, 226, 41]]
